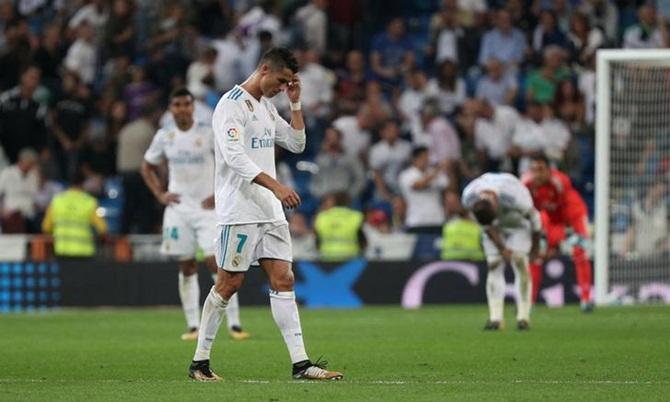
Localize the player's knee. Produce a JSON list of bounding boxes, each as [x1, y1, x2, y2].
[[269, 270, 294, 292], [214, 272, 244, 299], [179, 259, 198, 276]]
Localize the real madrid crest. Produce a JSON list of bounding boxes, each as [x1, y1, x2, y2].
[[245, 100, 254, 112], [232, 254, 242, 267], [167, 132, 175, 141]]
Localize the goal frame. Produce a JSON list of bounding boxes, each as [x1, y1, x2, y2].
[[595, 49, 670, 305]]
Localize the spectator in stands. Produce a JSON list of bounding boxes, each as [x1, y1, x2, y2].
[[123, 65, 157, 121], [478, 9, 527, 74], [428, 1, 464, 65], [398, 68, 431, 143], [314, 192, 366, 262], [116, 105, 161, 234], [186, 47, 218, 100], [440, 191, 484, 261], [370, 17, 415, 87], [310, 127, 366, 202], [398, 146, 449, 234], [623, 4, 669, 49], [525, 45, 572, 104], [332, 107, 374, 162], [104, 0, 135, 60], [420, 98, 460, 186], [105, 99, 128, 142], [0, 0, 15, 50], [288, 211, 317, 260], [532, 10, 570, 59], [42, 169, 107, 258], [622, 180, 669, 257], [553, 79, 586, 132], [335, 50, 368, 115], [369, 119, 412, 202], [361, 80, 393, 126], [426, 59, 466, 117], [473, 98, 519, 172], [79, 133, 117, 195], [0, 18, 32, 90], [64, 22, 97, 86], [297, 48, 335, 152], [33, 24, 65, 95], [475, 58, 518, 106], [578, 0, 618, 44], [294, 0, 328, 54], [0, 65, 48, 164], [510, 102, 570, 174], [0, 148, 39, 233], [68, 0, 109, 41], [567, 12, 605, 67], [51, 71, 91, 180]]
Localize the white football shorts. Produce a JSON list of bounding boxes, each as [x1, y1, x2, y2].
[[161, 205, 217, 258], [482, 227, 532, 259], [214, 221, 292, 272]]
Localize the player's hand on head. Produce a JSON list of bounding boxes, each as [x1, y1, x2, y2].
[[501, 248, 512, 263], [286, 75, 301, 102], [273, 184, 301, 209], [159, 192, 181, 205]]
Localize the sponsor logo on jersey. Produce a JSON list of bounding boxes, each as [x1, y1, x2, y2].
[[245, 100, 254, 112], [251, 128, 274, 149], [227, 127, 240, 141]]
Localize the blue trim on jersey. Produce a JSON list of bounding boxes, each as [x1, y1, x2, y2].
[[227, 88, 241, 100], [221, 226, 231, 266], [232, 87, 243, 100]]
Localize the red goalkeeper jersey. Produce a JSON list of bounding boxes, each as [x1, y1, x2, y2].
[[523, 169, 587, 223]]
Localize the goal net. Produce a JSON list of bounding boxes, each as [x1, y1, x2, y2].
[[595, 50, 670, 305]]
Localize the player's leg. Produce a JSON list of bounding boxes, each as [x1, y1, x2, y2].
[[189, 224, 253, 381], [482, 234, 505, 329], [570, 213, 593, 311], [258, 222, 342, 380], [161, 207, 200, 340], [511, 253, 532, 330], [507, 228, 533, 330], [178, 259, 200, 341], [530, 211, 550, 304], [204, 255, 249, 340]]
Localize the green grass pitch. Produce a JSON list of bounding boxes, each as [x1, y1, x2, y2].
[[1, 305, 669, 401]]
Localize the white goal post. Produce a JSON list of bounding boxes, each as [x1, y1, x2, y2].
[[595, 49, 670, 305]]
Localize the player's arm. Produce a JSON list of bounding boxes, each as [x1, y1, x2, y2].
[[215, 102, 301, 209], [274, 75, 306, 153], [141, 131, 180, 205]]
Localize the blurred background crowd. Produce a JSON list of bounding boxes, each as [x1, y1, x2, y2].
[[0, 0, 668, 241]]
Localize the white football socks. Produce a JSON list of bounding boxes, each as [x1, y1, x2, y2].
[[486, 262, 505, 322], [226, 293, 241, 330], [193, 286, 228, 361], [270, 290, 309, 364], [512, 255, 532, 322], [178, 272, 200, 329]]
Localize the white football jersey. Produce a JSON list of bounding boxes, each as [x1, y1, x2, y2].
[[144, 121, 215, 209], [212, 84, 305, 225], [462, 172, 540, 231]]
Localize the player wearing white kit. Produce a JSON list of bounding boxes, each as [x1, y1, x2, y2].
[[462, 173, 542, 331], [188, 48, 343, 381], [141, 88, 249, 342]]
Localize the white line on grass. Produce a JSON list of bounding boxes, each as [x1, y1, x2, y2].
[[0, 379, 667, 386]]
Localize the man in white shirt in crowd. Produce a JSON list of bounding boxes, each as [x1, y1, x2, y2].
[[332, 107, 374, 162], [142, 88, 249, 342], [399, 146, 449, 234], [462, 172, 541, 331], [510, 101, 570, 174], [188, 48, 342, 381], [473, 98, 519, 172], [398, 68, 431, 144], [0, 148, 39, 233], [369, 119, 412, 202]]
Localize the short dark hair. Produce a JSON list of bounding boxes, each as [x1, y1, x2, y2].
[[472, 199, 496, 226], [411, 146, 428, 160], [259, 47, 299, 73], [530, 153, 551, 166], [169, 87, 194, 102]]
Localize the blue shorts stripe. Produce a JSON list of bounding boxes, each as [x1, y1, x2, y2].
[[221, 226, 231, 267]]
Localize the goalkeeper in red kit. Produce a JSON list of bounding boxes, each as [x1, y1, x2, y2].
[[523, 154, 594, 312]]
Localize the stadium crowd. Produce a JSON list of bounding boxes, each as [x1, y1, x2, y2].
[[0, 0, 668, 240]]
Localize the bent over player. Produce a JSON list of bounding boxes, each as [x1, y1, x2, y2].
[[462, 173, 542, 330], [523, 154, 593, 311], [188, 48, 343, 381], [141, 88, 249, 341]]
